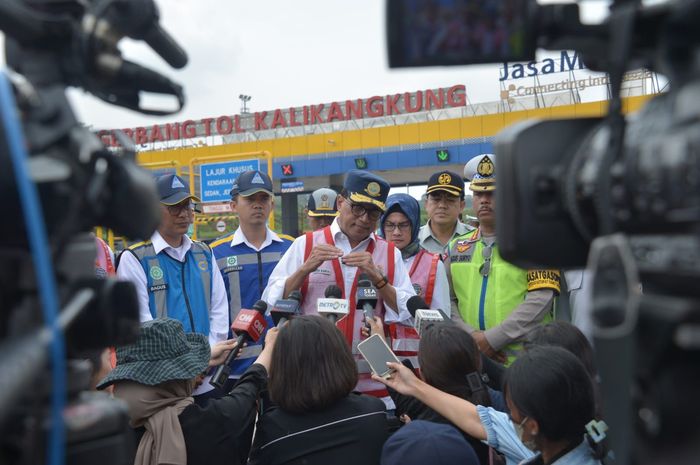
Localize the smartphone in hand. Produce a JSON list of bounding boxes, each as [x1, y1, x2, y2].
[[357, 333, 401, 379]]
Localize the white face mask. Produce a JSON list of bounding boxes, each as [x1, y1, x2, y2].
[[513, 417, 538, 451]]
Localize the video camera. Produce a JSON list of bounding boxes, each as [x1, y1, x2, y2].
[[0, 0, 186, 464], [388, 1, 700, 463]]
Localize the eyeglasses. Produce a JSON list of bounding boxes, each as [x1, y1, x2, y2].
[[384, 221, 411, 232], [428, 192, 460, 205], [348, 202, 382, 221], [166, 200, 195, 216], [479, 244, 493, 277]]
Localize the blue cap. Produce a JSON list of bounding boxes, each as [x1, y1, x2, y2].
[[381, 421, 479, 465], [230, 170, 273, 198], [156, 174, 200, 205], [344, 170, 390, 211]]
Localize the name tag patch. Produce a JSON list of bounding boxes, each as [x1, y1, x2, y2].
[[312, 268, 331, 276], [223, 265, 243, 273], [149, 283, 168, 292]]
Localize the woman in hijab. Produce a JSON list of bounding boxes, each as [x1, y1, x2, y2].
[[379, 193, 450, 311], [377, 193, 451, 362], [97, 318, 277, 465]]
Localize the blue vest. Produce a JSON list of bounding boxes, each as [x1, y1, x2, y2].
[[127, 241, 213, 337], [211, 232, 293, 376]]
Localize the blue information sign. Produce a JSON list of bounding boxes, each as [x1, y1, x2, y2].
[[199, 159, 260, 203]]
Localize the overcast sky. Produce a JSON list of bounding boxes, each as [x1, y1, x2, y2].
[[0, 0, 613, 131]]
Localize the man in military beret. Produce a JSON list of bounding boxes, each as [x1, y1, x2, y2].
[[418, 170, 473, 255], [447, 154, 561, 365], [263, 170, 414, 403]]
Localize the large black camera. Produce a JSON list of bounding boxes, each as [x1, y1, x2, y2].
[[0, 1, 187, 464], [388, 1, 700, 464]]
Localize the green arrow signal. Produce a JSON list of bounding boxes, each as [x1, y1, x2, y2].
[[436, 150, 449, 162], [355, 158, 368, 169]]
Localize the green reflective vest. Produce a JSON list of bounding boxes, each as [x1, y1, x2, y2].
[[448, 230, 553, 363]]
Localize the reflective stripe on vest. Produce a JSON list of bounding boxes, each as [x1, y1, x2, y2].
[[385, 250, 440, 365], [215, 250, 286, 322]]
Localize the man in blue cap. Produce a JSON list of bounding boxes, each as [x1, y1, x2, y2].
[[117, 173, 229, 397], [210, 170, 294, 391], [263, 170, 414, 405]]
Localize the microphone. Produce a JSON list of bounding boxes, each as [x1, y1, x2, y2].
[[317, 284, 349, 324], [406, 295, 450, 335], [270, 290, 303, 326], [210, 300, 268, 390], [356, 274, 378, 325]]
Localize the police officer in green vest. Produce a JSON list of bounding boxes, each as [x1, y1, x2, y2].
[[447, 154, 561, 364]]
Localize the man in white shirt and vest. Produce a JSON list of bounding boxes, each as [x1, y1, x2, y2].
[[263, 170, 415, 403], [117, 174, 229, 397]]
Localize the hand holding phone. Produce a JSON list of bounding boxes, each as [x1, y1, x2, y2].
[[357, 333, 400, 379]]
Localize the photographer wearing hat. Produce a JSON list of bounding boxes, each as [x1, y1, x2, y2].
[[305, 187, 339, 231], [117, 174, 229, 395], [447, 155, 560, 365], [263, 170, 414, 401], [418, 170, 473, 255], [210, 170, 293, 387], [97, 318, 278, 465]]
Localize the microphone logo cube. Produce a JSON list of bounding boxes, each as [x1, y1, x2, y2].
[[317, 298, 349, 313], [358, 288, 377, 299]]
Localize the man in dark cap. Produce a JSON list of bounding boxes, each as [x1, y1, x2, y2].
[[263, 170, 414, 404], [418, 170, 473, 256], [117, 174, 229, 397], [305, 187, 339, 231]]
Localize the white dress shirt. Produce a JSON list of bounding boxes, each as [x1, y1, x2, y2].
[[117, 231, 229, 349], [404, 253, 451, 316], [229, 226, 284, 251], [262, 219, 415, 322]]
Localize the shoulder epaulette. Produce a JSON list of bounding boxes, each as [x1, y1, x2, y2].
[[210, 235, 233, 248], [128, 240, 152, 251]]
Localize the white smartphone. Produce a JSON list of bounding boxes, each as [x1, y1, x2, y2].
[[357, 333, 401, 379]]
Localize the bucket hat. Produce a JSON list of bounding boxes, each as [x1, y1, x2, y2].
[[96, 318, 210, 389]]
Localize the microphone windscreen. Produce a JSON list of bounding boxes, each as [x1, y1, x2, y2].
[[325, 284, 343, 299], [407, 295, 429, 317], [252, 300, 268, 314], [287, 290, 303, 301]]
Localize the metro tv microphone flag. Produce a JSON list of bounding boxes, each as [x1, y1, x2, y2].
[[317, 284, 349, 324]]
